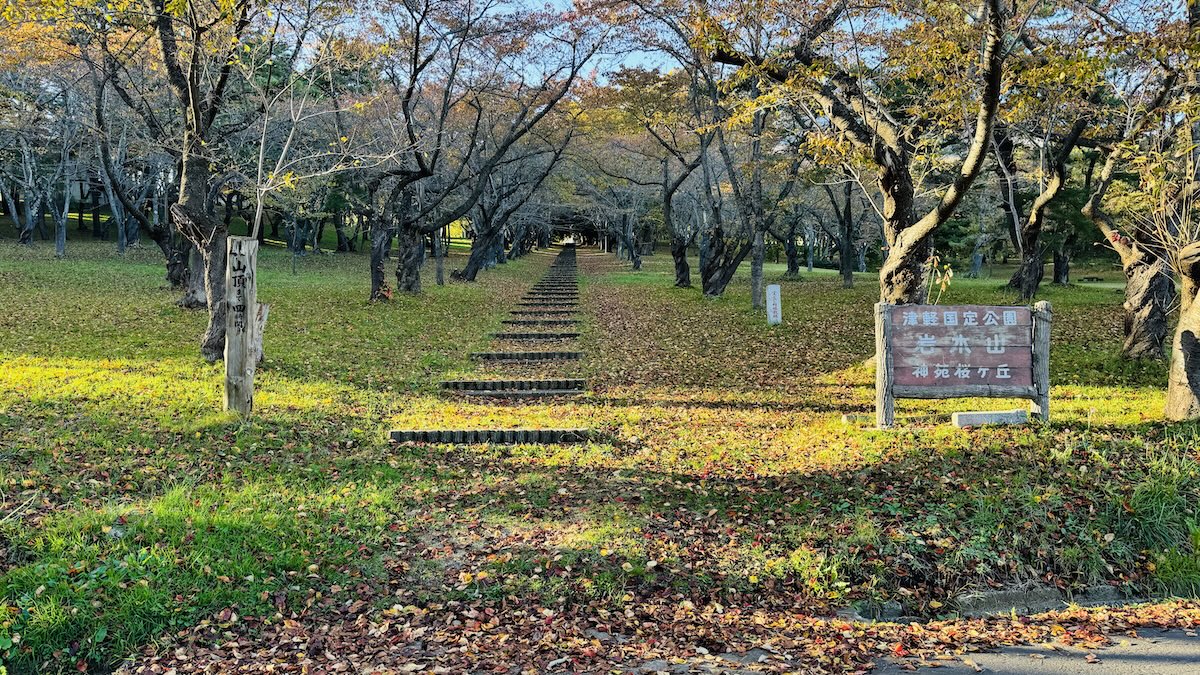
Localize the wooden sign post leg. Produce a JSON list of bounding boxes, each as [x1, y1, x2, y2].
[[224, 236, 258, 415], [1031, 301, 1052, 422], [875, 303, 895, 429]]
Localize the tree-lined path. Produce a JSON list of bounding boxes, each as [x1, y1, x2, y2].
[[3, 241, 1198, 673]]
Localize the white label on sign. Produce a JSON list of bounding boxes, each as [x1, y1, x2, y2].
[[766, 284, 782, 325]]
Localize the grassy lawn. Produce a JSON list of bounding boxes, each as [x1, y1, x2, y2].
[[1, 242, 1198, 673]]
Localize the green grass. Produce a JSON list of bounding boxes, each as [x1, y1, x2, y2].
[[0, 242, 1198, 672]]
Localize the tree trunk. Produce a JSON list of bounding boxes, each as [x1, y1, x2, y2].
[[700, 230, 751, 298], [335, 211, 351, 252], [751, 228, 765, 308], [17, 193, 39, 246], [171, 148, 229, 362], [785, 232, 800, 278], [804, 224, 815, 272], [166, 236, 190, 288], [179, 243, 208, 308], [457, 230, 495, 282], [875, 152, 927, 303], [54, 218, 66, 257], [76, 185, 87, 232], [968, 251, 984, 279], [620, 214, 642, 270], [1008, 248, 1045, 300], [1122, 254, 1175, 360], [197, 229, 228, 362], [395, 224, 423, 294], [434, 232, 445, 286], [1052, 250, 1070, 285], [672, 234, 691, 288], [840, 251, 855, 287], [369, 220, 391, 301], [1165, 247, 1200, 420], [91, 189, 103, 239], [493, 234, 507, 266]]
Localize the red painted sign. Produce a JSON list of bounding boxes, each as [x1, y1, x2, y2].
[[890, 305, 1034, 388]]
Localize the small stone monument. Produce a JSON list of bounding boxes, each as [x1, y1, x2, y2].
[[766, 284, 782, 326]]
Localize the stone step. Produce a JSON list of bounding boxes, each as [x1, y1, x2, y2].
[[510, 309, 577, 316], [491, 332, 580, 340], [390, 428, 591, 444], [441, 378, 587, 391], [471, 351, 582, 361], [502, 319, 579, 326], [516, 302, 578, 307], [452, 389, 585, 398]]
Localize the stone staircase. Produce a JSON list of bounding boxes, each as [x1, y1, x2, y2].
[[389, 245, 590, 445]]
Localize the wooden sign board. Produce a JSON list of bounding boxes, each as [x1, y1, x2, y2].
[[875, 301, 1051, 428]]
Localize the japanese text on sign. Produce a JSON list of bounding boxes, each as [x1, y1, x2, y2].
[[890, 305, 1033, 388]]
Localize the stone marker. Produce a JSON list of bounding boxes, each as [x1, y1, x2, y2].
[[951, 409, 1030, 428], [766, 284, 782, 325]]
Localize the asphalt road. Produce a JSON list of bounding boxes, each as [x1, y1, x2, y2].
[[872, 629, 1200, 674]]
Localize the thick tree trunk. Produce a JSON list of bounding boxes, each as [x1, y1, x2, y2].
[[179, 244, 208, 308], [395, 224, 424, 294], [1122, 254, 1175, 360], [841, 245, 855, 288], [671, 235, 691, 288], [493, 235, 507, 266], [1166, 248, 1200, 420], [1009, 248, 1045, 300], [700, 232, 751, 298], [750, 229, 765, 308], [784, 233, 800, 278], [369, 223, 391, 301], [197, 229, 228, 362], [876, 153, 927, 303], [166, 236, 190, 288], [55, 219, 66, 257], [17, 194, 39, 246], [878, 235, 931, 304], [1053, 250, 1070, 285], [457, 230, 495, 282], [1166, 301, 1200, 420], [968, 252, 984, 278], [171, 141, 230, 362]]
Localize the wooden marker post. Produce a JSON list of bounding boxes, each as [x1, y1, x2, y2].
[[225, 236, 258, 415], [1030, 301, 1052, 421]]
